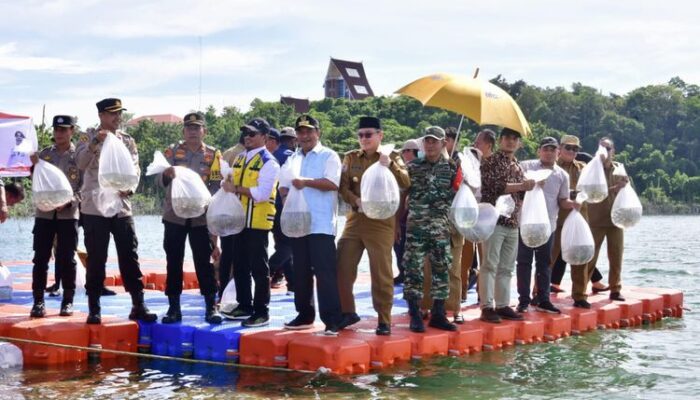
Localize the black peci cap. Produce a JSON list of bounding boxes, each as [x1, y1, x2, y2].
[[52, 115, 76, 128], [96, 98, 126, 113]]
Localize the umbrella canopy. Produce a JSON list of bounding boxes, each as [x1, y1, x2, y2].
[[395, 73, 531, 136]]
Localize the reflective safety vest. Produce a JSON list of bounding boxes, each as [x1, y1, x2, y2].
[[231, 150, 277, 230]]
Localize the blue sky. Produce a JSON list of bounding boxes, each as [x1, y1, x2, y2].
[[1, 0, 698, 128]]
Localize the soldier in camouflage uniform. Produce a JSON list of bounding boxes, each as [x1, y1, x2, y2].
[[402, 126, 462, 333], [29, 115, 82, 318], [159, 112, 223, 324]]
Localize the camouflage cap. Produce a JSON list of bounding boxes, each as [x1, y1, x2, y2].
[[423, 126, 446, 140], [560, 134, 581, 148]]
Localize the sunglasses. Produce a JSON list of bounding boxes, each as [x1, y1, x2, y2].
[[563, 145, 579, 152], [243, 130, 262, 138], [357, 132, 375, 139]]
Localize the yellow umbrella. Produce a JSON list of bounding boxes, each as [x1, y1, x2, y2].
[[395, 72, 531, 137]]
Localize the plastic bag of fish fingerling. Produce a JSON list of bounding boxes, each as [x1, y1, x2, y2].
[[520, 185, 552, 248], [561, 209, 595, 265], [449, 183, 478, 231], [611, 184, 643, 229], [171, 166, 211, 219], [207, 188, 245, 237], [99, 133, 139, 191], [577, 145, 609, 204], [460, 148, 481, 189], [280, 155, 312, 238], [93, 187, 122, 217], [360, 144, 400, 220], [460, 202, 499, 243], [32, 159, 74, 212], [219, 279, 238, 314]]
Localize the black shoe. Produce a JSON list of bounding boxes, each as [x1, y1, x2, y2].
[[87, 295, 101, 325], [128, 291, 157, 322], [242, 314, 269, 328], [59, 302, 73, 317], [496, 306, 524, 321], [535, 301, 561, 314], [592, 285, 610, 293], [324, 325, 339, 336], [516, 303, 529, 313], [480, 307, 501, 323], [101, 287, 117, 296], [48, 288, 61, 297], [550, 285, 565, 293], [375, 323, 391, 336], [204, 294, 222, 324], [45, 283, 59, 293], [30, 302, 46, 318], [162, 296, 182, 324], [610, 292, 626, 301], [338, 312, 360, 330], [407, 299, 425, 333], [573, 299, 592, 309], [284, 315, 315, 330], [428, 300, 457, 331], [220, 306, 253, 320]]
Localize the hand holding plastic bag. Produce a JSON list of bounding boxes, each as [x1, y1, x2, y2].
[[520, 185, 551, 248], [146, 151, 212, 218], [449, 183, 478, 231], [32, 159, 73, 212], [577, 145, 608, 203], [361, 144, 400, 219], [99, 133, 139, 191], [206, 160, 245, 236], [281, 155, 312, 238], [561, 209, 595, 265]]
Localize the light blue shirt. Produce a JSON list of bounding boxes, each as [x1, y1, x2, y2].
[[280, 142, 341, 236]]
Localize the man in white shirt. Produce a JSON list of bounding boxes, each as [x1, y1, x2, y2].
[[221, 118, 280, 327]]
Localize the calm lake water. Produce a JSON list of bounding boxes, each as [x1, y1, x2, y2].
[[0, 215, 698, 399]]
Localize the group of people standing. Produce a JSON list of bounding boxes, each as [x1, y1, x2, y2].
[[2, 97, 630, 337]]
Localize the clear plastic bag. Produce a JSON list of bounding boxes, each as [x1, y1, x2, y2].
[[280, 155, 312, 238], [219, 279, 238, 314], [460, 203, 499, 242], [171, 167, 211, 219], [495, 194, 515, 218], [207, 188, 245, 236], [99, 133, 139, 191], [577, 145, 609, 204], [561, 209, 595, 265], [92, 188, 122, 217], [461, 148, 481, 189], [520, 185, 552, 248], [32, 159, 73, 212], [611, 184, 643, 229], [449, 183, 478, 231], [360, 144, 400, 219]]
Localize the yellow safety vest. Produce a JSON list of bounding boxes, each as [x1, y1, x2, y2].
[[232, 150, 277, 230]]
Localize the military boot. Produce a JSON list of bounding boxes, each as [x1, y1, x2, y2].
[[407, 299, 425, 333], [428, 299, 457, 331], [87, 295, 101, 324], [128, 291, 157, 322], [204, 294, 223, 324], [161, 295, 182, 324], [60, 289, 75, 317]]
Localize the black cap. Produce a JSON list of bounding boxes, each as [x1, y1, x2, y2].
[[184, 112, 205, 126], [358, 116, 381, 130], [539, 136, 559, 148], [96, 98, 126, 113], [500, 127, 521, 138], [267, 128, 280, 141], [52, 115, 76, 128], [295, 114, 319, 130], [241, 118, 271, 135]]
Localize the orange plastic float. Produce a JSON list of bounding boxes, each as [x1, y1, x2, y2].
[[9, 317, 89, 365], [635, 287, 684, 318], [239, 328, 317, 368], [503, 314, 545, 345], [287, 335, 371, 374], [625, 290, 665, 323], [339, 327, 412, 369]]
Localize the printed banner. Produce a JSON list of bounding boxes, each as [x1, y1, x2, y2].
[[0, 116, 37, 177]]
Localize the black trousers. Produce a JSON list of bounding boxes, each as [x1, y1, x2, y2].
[[517, 233, 555, 305], [163, 220, 217, 297], [551, 253, 603, 284], [291, 234, 342, 327], [32, 217, 78, 300], [232, 228, 271, 316], [218, 234, 235, 298], [269, 209, 294, 288], [82, 213, 145, 297]]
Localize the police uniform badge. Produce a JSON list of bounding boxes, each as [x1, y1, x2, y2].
[[175, 148, 186, 159], [79, 133, 89, 143]]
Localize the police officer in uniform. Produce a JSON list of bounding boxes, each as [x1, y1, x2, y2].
[[221, 118, 280, 327], [337, 116, 410, 336], [159, 112, 223, 324], [76, 98, 157, 325], [402, 126, 461, 333], [29, 115, 82, 318]]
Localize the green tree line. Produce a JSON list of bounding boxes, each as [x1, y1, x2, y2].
[[11, 76, 700, 215]]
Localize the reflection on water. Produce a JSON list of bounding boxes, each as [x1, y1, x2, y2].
[[1, 216, 699, 399]]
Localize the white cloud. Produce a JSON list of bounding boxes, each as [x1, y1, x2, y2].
[[0, 43, 94, 74]]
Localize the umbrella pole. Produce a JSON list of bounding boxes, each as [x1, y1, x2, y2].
[[450, 114, 465, 159]]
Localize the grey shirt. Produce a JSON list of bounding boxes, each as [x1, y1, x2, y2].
[[75, 128, 140, 218], [519, 159, 570, 231], [35, 143, 82, 220], [159, 141, 222, 227]]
